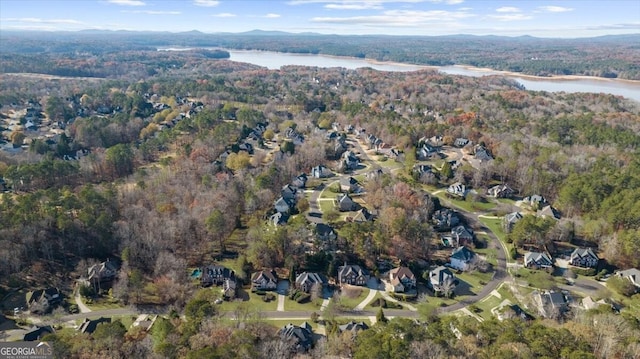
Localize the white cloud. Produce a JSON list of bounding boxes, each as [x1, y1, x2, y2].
[[122, 10, 181, 15], [325, 3, 384, 10], [312, 9, 475, 26], [445, 0, 464, 4], [538, 5, 573, 13], [288, 0, 423, 5], [193, 0, 220, 6], [212, 13, 237, 18], [488, 13, 533, 21], [496, 6, 520, 13], [107, 0, 146, 6], [2, 17, 83, 24], [265, 13, 282, 18]]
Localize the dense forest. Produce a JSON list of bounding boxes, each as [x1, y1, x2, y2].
[[0, 39, 639, 358], [1, 30, 640, 79]]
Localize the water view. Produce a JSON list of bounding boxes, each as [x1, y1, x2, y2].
[[226, 50, 640, 103]]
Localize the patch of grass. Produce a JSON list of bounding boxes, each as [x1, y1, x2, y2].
[[515, 269, 557, 290], [456, 271, 493, 290], [217, 289, 278, 312], [84, 296, 122, 311], [478, 217, 512, 262], [319, 199, 336, 214], [284, 296, 323, 312], [337, 287, 369, 310], [474, 295, 503, 319], [416, 297, 457, 315]]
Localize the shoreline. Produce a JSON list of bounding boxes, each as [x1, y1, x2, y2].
[[226, 49, 640, 84], [362, 58, 640, 84]]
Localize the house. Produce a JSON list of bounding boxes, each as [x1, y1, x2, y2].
[[311, 165, 332, 178], [417, 143, 438, 160], [251, 270, 278, 291], [87, 260, 118, 284], [338, 321, 369, 334], [503, 212, 523, 233], [535, 291, 568, 318], [451, 226, 474, 246], [295, 272, 326, 293], [23, 325, 54, 341], [474, 146, 493, 162], [342, 151, 360, 171], [26, 288, 62, 313], [487, 184, 514, 198], [446, 182, 467, 198], [428, 266, 456, 294], [279, 322, 314, 352], [238, 142, 254, 154], [222, 278, 237, 299], [385, 267, 416, 293], [78, 317, 111, 334], [335, 193, 359, 212], [291, 173, 307, 189], [315, 223, 337, 242], [352, 207, 374, 222], [413, 164, 432, 176], [281, 184, 298, 202], [454, 138, 469, 147], [523, 194, 547, 209], [200, 264, 235, 287], [524, 252, 553, 269], [340, 176, 361, 193], [366, 168, 384, 180], [450, 246, 476, 271], [616, 268, 640, 289], [338, 264, 369, 286], [432, 208, 460, 230], [274, 197, 295, 214], [538, 205, 561, 220], [270, 212, 289, 226], [569, 248, 599, 268]]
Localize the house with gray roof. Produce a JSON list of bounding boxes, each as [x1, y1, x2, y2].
[[569, 248, 599, 268], [428, 266, 456, 295], [524, 252, 553, 269], [450, 246, 476, 271], [338, 264, 369, 286], [279, 322, 314, 352], [295, 272, 326, 293], [503, 212, 523, 233], [617, 268, 640, 289], [335, 193, 359, 212]]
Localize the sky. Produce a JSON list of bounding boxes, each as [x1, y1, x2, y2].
[[0, 0, 639, 38]]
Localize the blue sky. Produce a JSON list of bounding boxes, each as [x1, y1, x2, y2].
[[0, 0, 638, 37]]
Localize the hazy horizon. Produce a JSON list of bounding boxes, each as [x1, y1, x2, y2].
[[1, 0, 639, 38]]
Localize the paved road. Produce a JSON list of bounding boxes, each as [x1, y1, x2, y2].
[[433, 197, 509, 314]]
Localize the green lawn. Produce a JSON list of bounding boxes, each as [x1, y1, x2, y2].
[[478, 217, 512, 263], [435, 192, 496, 213], [416, 297, 458, 315], [217, 289, 278, 312], [514, 268, 560, 290], [84, 296, 123, 311], [474, 243, 498, 267], [319, 199, 336, 214], [456, 271, 494, 291], [284, 297, 324, 312], [474, 295, 503, 320], [338, 287, 370, 310]]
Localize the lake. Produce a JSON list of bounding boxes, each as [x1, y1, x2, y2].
[[159, 48, 640, 103]]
